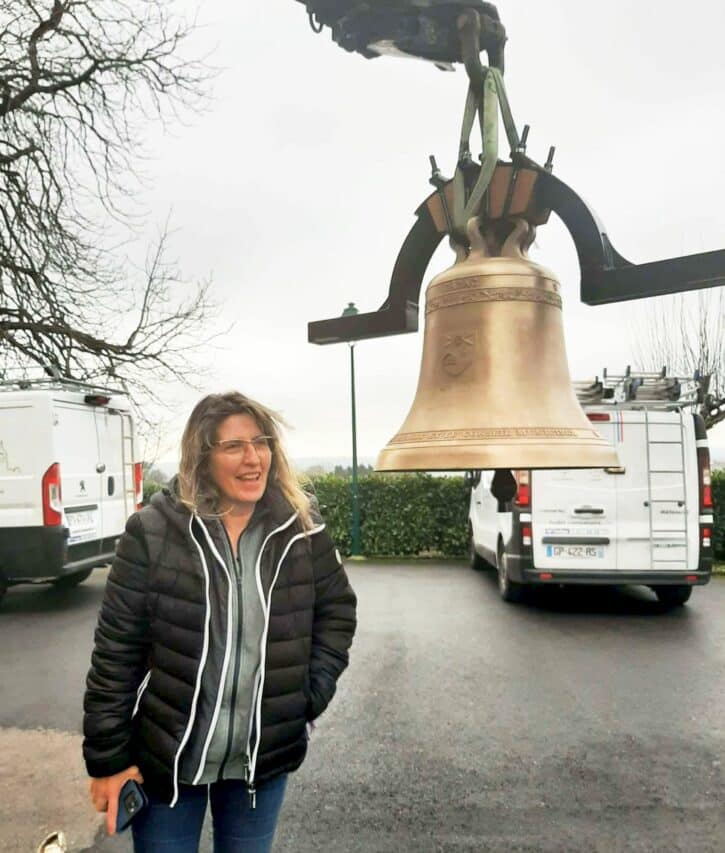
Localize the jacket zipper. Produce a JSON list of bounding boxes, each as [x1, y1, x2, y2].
[[246, 523, 326, 807], [217, 534, 245, 780], [189, 518, 235, 785], [169, 516, 214, 807]]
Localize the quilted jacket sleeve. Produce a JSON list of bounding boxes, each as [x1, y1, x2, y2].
[[83, 512, 152, 778], [307, 528, 357, 721]]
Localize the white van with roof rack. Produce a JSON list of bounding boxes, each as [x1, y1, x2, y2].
[[0, 372, 142, 604], [468, 369, 720, 609]]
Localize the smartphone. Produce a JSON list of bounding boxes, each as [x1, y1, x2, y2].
[[115, 779, 148, 833]]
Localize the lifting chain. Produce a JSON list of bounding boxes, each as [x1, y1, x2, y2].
[[438, 8, 524, 248]]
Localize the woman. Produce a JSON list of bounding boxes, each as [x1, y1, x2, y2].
[[83, 392, 357, 852]]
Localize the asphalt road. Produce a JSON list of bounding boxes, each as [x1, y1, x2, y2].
[[1, 563, 724, 852]]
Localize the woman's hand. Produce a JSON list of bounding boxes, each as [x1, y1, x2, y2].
[[88, 766, 144, 835]]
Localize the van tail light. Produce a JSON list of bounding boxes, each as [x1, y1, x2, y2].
[[42, 463, 63, 526], [521, 525, 532, 547], [587, 412, 611, 422], [701, 527, 711, 550], [514, 470, 531, 508], [133, 462, 143, 510], [697, 447, 712, 511]]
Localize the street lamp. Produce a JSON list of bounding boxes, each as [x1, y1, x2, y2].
[[341, 301, 361, 556]]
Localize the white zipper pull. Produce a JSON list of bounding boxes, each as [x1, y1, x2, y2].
[[243, 757, 256, 809]]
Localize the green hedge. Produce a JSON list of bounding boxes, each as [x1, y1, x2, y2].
[[713, 469, 724, 560], [308, 473, 469, 558], [143, 480, 164, 505]]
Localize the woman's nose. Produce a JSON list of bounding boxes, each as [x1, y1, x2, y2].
[[241, 441, 261, 462]]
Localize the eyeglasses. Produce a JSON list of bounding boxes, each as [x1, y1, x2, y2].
[[212, 436, 273, 456]]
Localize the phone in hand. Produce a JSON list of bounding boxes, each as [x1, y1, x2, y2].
[[115, 779, 148, 833]]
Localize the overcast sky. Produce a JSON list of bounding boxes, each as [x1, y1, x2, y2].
[[137, 0, 725, 464]]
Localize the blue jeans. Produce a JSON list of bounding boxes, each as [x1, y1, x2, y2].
[[131, 774, 288, 853]]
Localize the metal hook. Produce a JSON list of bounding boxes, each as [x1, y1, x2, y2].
[[457, 9, 486, 93], [308, 11, 323, 34]]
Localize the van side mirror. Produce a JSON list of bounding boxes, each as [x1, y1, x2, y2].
[[490, 469, 517, 503]]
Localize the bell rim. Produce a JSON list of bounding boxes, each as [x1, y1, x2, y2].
[[375, 441, 620, 472]]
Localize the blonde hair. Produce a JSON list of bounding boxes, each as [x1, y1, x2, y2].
[[177, 392, 313, 530]]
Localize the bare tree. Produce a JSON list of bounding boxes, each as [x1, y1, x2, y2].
[[0, 0, 216, 390], [632, 288, 725, 428]]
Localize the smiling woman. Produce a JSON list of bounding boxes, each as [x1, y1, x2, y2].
[[83, 391, 357, 852]]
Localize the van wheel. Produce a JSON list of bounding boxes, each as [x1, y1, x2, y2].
[[0, 577, 7, 606], [53, 568, 93, 590], [651, 585, 692, 608], [497, 545, 524, 604], [469, 526, 486, 571]]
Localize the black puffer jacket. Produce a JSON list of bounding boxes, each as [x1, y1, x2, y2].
[[83, 486, 356, 803]]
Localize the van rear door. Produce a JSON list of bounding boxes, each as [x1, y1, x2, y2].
[[94, 406, 129, 543], [588, 410, 693, 574], [53, 402, 103, 546], [532, 414, 619, 571]]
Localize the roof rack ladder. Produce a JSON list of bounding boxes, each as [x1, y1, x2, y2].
[[646, 409, 689, 571], [645, 409, 655, 571], [120, 412, 136, 518], [678, 410, 689, 571]]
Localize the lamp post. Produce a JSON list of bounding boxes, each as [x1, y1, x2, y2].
[[341, 302, 361, 556]]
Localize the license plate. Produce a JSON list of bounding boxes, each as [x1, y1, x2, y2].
[[66, 510, 97, 543], [546, 545, 604, 559]]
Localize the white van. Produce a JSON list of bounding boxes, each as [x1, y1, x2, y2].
[[0, 377, 142, 603], [468, 371, 715, 608]]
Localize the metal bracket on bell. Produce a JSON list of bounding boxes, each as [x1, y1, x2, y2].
[[308, 161, 725, 345], [534, 171, 725, 304]]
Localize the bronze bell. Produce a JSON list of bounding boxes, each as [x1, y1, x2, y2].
[[376, 217, 619, 471]]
